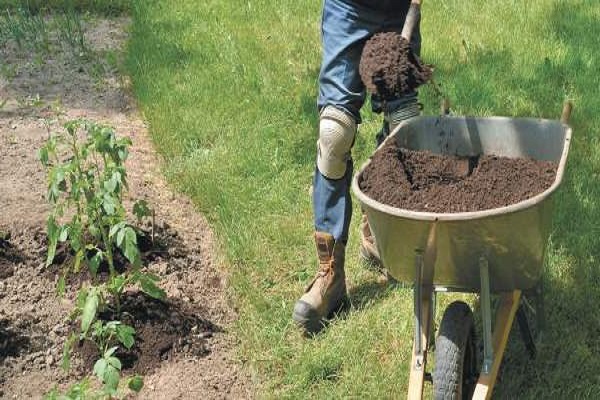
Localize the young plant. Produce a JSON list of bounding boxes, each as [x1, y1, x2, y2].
[[44, 374, 144, 400], [39, 119, 163, 302], [40, 119, 163, 396]]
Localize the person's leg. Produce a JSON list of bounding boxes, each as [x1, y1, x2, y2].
[[312, 0, 378, 245], [294, 0, 385, 334]]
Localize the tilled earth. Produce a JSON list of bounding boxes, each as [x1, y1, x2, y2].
[[0, 16, 250, 399], [358, 139, 558, 212]]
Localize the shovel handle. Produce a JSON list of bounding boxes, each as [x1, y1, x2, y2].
[[401, 0, 422, 43]]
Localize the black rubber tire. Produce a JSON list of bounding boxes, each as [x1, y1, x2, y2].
[[433, 301, 477, 400]]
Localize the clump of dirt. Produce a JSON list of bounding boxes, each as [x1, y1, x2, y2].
[[358, 140, 557, 212], [0, 236, 19, 279], [359, 31, 433, 99], [76, 292, 214, 375], [0, 318, 31, 361]]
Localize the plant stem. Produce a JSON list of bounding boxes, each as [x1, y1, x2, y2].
[[101, 226, 120, 315]]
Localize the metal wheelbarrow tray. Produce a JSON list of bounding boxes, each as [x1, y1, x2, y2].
[[353, 115, 571, 292], [352, 110, 572, 400]]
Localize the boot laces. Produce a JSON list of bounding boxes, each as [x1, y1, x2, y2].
[[316, 260, 334, 295]]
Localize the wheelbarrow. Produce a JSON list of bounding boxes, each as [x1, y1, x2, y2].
[[351, 102, 573, 399]]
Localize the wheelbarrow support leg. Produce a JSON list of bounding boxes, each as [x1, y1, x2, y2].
[[414, 251, 424, 369], [516, 303, 537, 359], [479, 257, 493, 375], [408, 251, 433, 400]]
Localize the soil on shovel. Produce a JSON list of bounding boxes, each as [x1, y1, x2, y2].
[[358, 140, 558, 213], [359, 31, 433, 99]]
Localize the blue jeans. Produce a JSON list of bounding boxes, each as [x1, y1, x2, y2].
[[313, 0, 421, 244]]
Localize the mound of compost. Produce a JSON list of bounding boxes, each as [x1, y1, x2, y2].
[[359, 31, 433, 99], [358, 140, 557, 213], [76, 292, 214, 375]]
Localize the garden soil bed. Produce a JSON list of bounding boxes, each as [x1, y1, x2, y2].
[[0, 16, 251, 399], [358, 139, 557, 212]]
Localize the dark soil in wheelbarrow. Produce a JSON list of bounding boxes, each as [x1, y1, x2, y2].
[[358, 140, 557, 212]]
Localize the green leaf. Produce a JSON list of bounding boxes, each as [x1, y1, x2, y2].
[[116, 226, 125, 247], [46, 216, 59, 266], [68, 221, 83, 252], [102, 194, 116, 215], [128, 375, 144, 393], [117, 148, 128, 162], [51, 167, 67, 200], [105, 346, 118, 358], [58, 226, 69, 242], [105, 320, 119, 329], [64, 120, 80, 137], [107, 356, 122, 370], [61, 333, 77, 372], [108, 274, 126, 297], [123, 227, 139, 265], [104, 365, 120, 394], [113, 171, 122, 184], [89, 223, 100, 240], [39, 146, 49, 166], [73, 249, 84, 273], [88, 251, 102, 276], [64, 378, 91, 398], [115, 324, 135, 349], [109, 221, 125, 238], [139, 273, 166, 300], [104, 175, 117, 193], [92, 320, 104, 339], [133, 199, 151, 221], [93, 358, 107, 381], [96, 350, 121, 394], [56, 274, 66, 297], [81, 289, 99, 334]]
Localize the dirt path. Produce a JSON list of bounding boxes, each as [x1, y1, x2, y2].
[[0, 16, 251, 399]]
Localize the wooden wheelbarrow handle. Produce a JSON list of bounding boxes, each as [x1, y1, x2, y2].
[[561, 101, 573, 124]]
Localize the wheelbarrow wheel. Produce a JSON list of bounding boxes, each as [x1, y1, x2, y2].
[[433, 301, 477, 400]]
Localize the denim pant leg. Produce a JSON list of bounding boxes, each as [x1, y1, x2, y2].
[[313, 160, 353, 245], [314, 0, 380, 244], [314, 0, 420, 244]]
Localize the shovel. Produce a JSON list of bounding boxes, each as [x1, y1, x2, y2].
[[400, 1, 473, 178], [401, 0, 422, 43]]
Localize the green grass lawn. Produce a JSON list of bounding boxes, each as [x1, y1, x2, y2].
[[126, 0, 600, 398], [0, 0, 128, 15]]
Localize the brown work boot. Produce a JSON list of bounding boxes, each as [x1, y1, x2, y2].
[[359, 214, 381, 264], [293, 232, 349, 335], [359, 215, 397, 283]]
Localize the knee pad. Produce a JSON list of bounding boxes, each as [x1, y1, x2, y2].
[[317, 106, 357, 179], [385, 96, 420, 132]]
